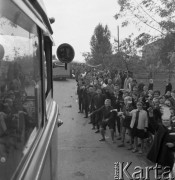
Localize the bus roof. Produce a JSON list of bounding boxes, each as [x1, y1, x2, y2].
[[30, 0, 53, 34], [13, 0, 53, 35], [32, 0, 53, 34]]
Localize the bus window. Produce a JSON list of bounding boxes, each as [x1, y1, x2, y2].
[[44, 53, 47, 94], [0, 4, 43, 179], [44, 37, 53, 98]]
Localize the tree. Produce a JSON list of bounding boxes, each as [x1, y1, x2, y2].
[[115, 0, 175, 35], [115, 0, 175, 79], [90, 24, 112, 66], [82, 52, 93, 64], [160, 33, 175, 66], [134, 33, 152, 48]]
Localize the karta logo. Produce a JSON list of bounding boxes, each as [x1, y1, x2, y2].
[[114, 162, 174, 180]]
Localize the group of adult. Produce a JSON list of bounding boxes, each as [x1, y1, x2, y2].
[[76, 66, 175, 177]]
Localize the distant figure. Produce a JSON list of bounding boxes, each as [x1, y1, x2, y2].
[[137, 81, 145, 94], [148, 79, 154, 90], [165, 79, 172, 94]]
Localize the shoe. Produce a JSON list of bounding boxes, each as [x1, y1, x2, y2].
[[88, 122, 92, 124], [78, 111, 81, 113], [99, 138, 105, 141], [84, 116, 88, 118], [126, 140, 130, 144], [132, 149, 138, 153], [118, 143, 124, 147], [117, 137, 121, 140], [138, 150, 143, 154], [95, 130, 100, 133], [127, 146, 133, 150]]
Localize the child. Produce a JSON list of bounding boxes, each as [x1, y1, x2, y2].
[[89, 99, 116, 142], [129, 102, 148, 154], [147, 106, 175, 177], [118, 96, 134, 150]]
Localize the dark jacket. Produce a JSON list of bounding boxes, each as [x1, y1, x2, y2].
[[92, 93, 106, 109], [92, 105, 114, 123], [147, 117, 175, 170], [165, 83, 172, 94]]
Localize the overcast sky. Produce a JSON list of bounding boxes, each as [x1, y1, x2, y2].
[[43, 0, 137, 62]]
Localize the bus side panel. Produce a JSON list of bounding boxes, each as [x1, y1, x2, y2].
[[15, 101, 59, 180], [40, 147, 51, 180], [50, 124, 59, 180]]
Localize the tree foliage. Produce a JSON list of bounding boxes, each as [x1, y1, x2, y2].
[[160, 33, 175, 65], [90, 24, 112, 65], [115, 0, 175, 72], [82, 52, 93, 64], [115, 0, 175, 35], [119, 36, 137, 55], [134, 33, 151, 48]]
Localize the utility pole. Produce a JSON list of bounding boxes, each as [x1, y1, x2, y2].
[[117, 25, 120, 52]]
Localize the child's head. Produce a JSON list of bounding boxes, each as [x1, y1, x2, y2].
[[143, 85, 148, 92], [124, 96, 132, 105], [104, 99, 111, 107], [136, 102, 143, 110], [165, 91, 171, 97], [88, 86, 94, 93], [159, 95, 166, 104], [164, 99, 172, 107], [153, 98, 160, 108], [162, 118, 171, 127], [96, 88, 102, 94], [153, 90, 160, 98], [114, 84, 120, 92], [170, 108, 175, 117]]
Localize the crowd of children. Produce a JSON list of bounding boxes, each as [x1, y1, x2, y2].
[[76, 67, 175, 176]]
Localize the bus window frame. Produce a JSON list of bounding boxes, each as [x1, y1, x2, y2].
[[44, 36, 53, 98], [38, 28, 46, 127]]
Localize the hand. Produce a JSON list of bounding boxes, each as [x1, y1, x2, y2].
[[118, 112, 123, 116], [111, 109, 118, 112], [104, 118, 109, 122], [88, 113, 93, 117], [0, 112, 7, 118], [166, 142, 174, 148]]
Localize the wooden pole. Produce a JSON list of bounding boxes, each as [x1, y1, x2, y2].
[[117, 26, 120, 52]]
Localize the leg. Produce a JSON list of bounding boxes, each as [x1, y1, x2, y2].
[[91, 114, 96, 129], [78, 98, 82, 112], [99, 122, 106, 141], [99, 128, 106, 141], [84, 103, 88, 118], [127, 128, 133, 150], [110, 129, 115, 143], [118, 127, 126, 147], [132, 137, 138, 152], [116, 116, 121, 137], [139, 138, 144, 154]]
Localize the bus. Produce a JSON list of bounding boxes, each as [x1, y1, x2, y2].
[[52, 60, 71, 80], [0, 0, 74, 179]]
